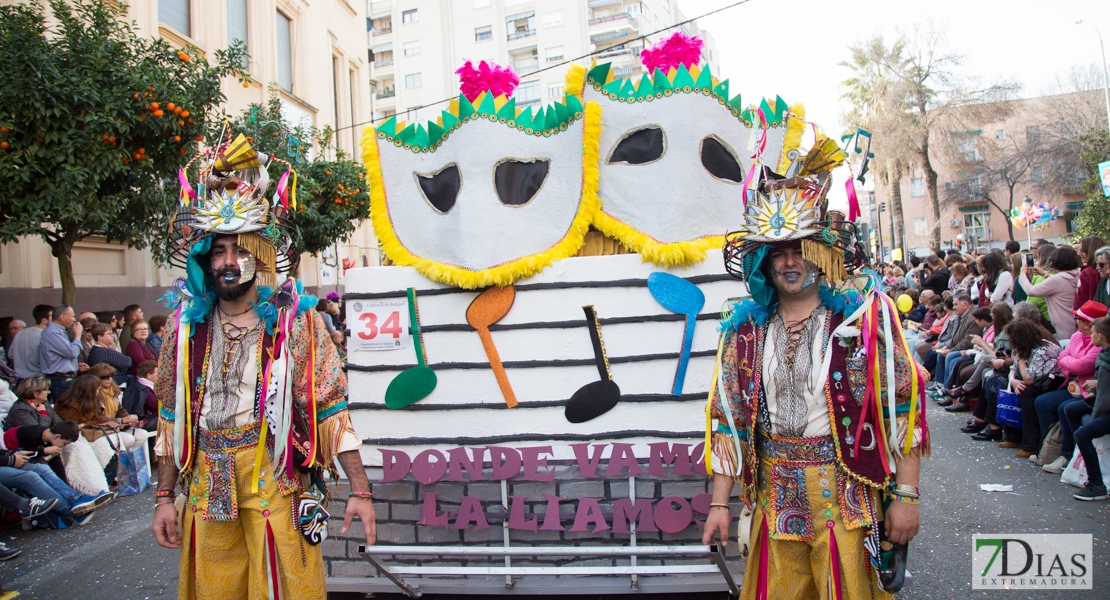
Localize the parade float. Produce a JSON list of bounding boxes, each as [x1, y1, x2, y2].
[[330, 33, 870, 596]]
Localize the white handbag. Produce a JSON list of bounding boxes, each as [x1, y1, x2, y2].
[[716, 343, 755, 558]]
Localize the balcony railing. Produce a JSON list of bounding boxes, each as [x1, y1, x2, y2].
[[597, 48, 634, 59], [376, 90, 395, 99], [374, 59, 394, 67], [507, 29, 536, 41], [373, 28, 392, 36], [612, 66, 634, 77], [589, 13, 630, 25], [517, 97, 541, 106]]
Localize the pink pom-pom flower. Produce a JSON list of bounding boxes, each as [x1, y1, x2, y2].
[[455, 60, 521, 102], [640, 31, 704, 75]]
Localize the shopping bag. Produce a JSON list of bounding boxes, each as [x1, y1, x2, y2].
[[1038, 422, 1063, 466], [995, 387, 1023, 429], [1059, 437, 1110, 489], [116, 445, 151, 497]]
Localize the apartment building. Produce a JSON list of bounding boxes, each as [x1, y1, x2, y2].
[[0, 0, 375, 314], [869, 91, 1101, 259], [366, 0, 718, 125]]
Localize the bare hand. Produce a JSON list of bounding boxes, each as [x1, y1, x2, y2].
[[970, 335, 983, 345], [1011, 380, 1026, 393], [1032, 266, 1046, 277], [13, 451, 32, 468], [151, 503, 180, 549], [72, 322, 83, 338], [991, 359, 1005, 370], [885, 501, 920, 545], [1083, 379, 1097, 392], [342, 497, 377, 546], [78, 362, 89, 373], [123, 415, 139, 426], [701, 506, 732, 545], [43, 445, 62, 456]]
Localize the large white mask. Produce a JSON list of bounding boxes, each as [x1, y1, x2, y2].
[[582, 62, 797, 266], [364, 93, 601, 289]]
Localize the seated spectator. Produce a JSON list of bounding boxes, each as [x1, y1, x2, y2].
[[915, 297, 953, 361], [949, 302, 1014, 413], [1052, 315, 1110, 500], [1019, 245, 1081, 339], [0, 375, 13, 424], [331, 331, 347, 362], [86, 323, 132, 373], [906, 289, 931, 323], [935, 306, 993, 409], [1026, 243, 1056, 322], [316, 299, 337, 333], [123, 320, 157, 375], [0, 459, 58, 533], [117, 304, 143, 351], [925, 293, 981, 384], [0, 421, 114, 526], [127, 360, 159, 430], [950, 263, 972, 296], [147, 315, 168, 356], [920, 255, 951, 297], [1032, 301, 1105, 452], [89, 363, 153, 444], [977, 252, 1015, 307], [1005, 318, 1064, 459], [55, 374, 146, 471], [3, 376, 61, 430]]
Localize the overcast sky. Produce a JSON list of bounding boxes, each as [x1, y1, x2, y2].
[[677, 0, 1110, 208]]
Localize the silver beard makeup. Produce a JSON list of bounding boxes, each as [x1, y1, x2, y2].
[[237, 255, 257, 285], [768, 259, 820, 289]]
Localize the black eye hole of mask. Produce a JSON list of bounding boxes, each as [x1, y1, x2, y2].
[[608, 126, 665, 165], [494, 159, 550, 206], [700, 135, 743, 183], [414, 163, 461, 214]]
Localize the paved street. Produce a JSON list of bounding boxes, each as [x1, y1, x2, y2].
[[0, 400, 1106, 599]]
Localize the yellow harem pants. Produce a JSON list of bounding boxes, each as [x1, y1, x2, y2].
[[738, 432, 892, 600], [177, 424, 326, 600]]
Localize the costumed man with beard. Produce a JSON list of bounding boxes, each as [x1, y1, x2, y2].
[[700, 171, 929, 599], [150, 132, 376, 599]]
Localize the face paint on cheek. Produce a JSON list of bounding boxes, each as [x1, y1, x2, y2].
[[237, 255, 256, 285]]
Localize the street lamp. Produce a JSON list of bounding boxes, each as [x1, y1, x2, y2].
[[1077, 19, 1110, 141]]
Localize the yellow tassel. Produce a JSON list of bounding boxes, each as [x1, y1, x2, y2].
[[250, 417, 268, 494], [315, 410, 355, 468], [362, 103, 602, 289], [155, 415, 175, 461], [564, 64, 587, 99], [801, 239, 847, 283], [237, 233, 276, 288]]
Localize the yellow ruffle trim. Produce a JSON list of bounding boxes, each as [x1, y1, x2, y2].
[[593, 210, 726, 267], [565, 64, 587, 99], [362, 102, 603, 289]]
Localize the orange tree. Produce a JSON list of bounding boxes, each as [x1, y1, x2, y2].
[[219, 94, 370, 274], [0, 0, 248, 304]]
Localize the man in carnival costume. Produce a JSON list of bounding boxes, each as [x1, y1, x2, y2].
[[701, 162, 930, 599], [150, 132, 376, 599]]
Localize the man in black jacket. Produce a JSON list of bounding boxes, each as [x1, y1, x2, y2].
[[921, 255, 952, 297]]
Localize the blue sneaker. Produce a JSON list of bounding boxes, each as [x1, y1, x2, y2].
[[72, 511, 94, 526], [71, 491, 115, 516]]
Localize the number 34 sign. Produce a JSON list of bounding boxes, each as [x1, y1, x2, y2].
[[348, 298, 410, 352]]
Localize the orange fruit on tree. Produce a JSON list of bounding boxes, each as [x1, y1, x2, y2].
[[147, 86, 155, 92], [180, 149, 187, 155], [167, 103, 175, 111], [0, 141, 9, 149], [140, 115, 147, 121], [133, 93, 139, 99], [0, 127, 9, 133], [153, 110, 164, 117], [109, 135, 116, 143], [242, 81, 250, 88], [181, 110, 190, 118], [174, 135, 181, 142], [187, 117, 194, 123], [151, 102, 159, 109], [325, 171, 331, 175], [195, 135, 204, 141]]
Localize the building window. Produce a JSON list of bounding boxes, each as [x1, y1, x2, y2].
[[954, 135, 980, 162], [517, 80, 541, 105], [913, 217, 928, 237], [160, 0, 191, 37], [968, 174, 982, 200], [546, 46, 564, 62], [548, 84, 564, 98], [963, 212, 990, 242], [402, 9, 418, 24], [404, 41, 420, 56], [1026, 125, 1041, 143], [276, 11, 293, 92], [910, 178, 924, 198], [226, 0, 247, 67], [996, 129, 1005, 140], [405, 73, 422, 88], [511, 48, 538, 75], [475, 25, 492, 41], [506, 11, 535, 40], [406, 107, 424, 122], [1031, 166, 1045, 186], [543, 11, 563, 28]]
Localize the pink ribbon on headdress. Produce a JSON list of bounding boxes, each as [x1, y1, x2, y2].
[[178, 168, 196, 203], [275, 170, 291, 210], [846, 178, 860, 222], [750, 108, 769, 160]]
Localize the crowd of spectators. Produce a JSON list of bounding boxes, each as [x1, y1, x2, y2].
[[0, 303, 172, 558], [877, 238, 1110, 502]]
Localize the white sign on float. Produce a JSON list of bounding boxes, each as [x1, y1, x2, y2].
[[348, 298, 410, 352]]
